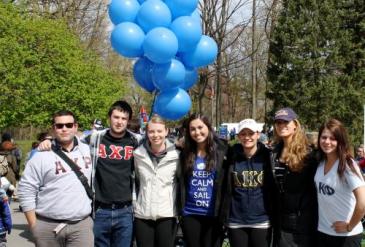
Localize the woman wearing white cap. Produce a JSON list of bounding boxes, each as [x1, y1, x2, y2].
[[315, 119, 365, 247], [271, 107, 318, 247], [221, 119, 275, 247]]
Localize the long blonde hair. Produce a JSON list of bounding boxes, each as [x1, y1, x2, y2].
[[274, 119, 309, 172]]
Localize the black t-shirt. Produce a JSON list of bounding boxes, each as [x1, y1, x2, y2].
[[95, 131, 136, 203]]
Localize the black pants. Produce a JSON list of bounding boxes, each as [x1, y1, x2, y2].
[[181, 215, 222, 247], [277, 230, 317, 247], [228, 227, 272, 247], [134, 217, 177, 247], [317, 231, 362, 247]]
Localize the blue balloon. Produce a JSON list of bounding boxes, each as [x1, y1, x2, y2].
[[133, 57, 156, 92], [164, 0, 198, 19], [111, 22, 145, 58], [191, 9, 201, 22], [182, 67, 198, 90], [152, 59, 185, 90], [143, 27, 178, 64], [181, 35, 218, 67], [137, 0, 145, 3], [170, 16, 202, 52], [108, 0, 140, 25], [137, 0, 171, 32], [154, 88, 192, 120]]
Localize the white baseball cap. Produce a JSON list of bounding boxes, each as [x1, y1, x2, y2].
[[237, 119, 260, 133]]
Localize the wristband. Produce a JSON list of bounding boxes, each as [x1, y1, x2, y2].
[[346, 224, 351, 232]]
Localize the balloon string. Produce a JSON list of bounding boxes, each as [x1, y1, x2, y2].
[[149, 91, 157, 119]]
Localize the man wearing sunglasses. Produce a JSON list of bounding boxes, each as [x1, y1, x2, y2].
[[18, 110, 94, 247]]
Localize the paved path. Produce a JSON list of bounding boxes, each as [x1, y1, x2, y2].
[[8, 200, 34, 247]]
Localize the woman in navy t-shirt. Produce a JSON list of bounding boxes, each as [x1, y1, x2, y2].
[[178, 113, 228, 247]]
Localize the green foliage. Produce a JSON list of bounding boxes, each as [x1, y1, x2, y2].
[[267, 0, 365, 143], [0, 3, 127, 130]]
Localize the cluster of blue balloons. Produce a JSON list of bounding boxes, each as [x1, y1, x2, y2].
[[109, 0, 218, 120]]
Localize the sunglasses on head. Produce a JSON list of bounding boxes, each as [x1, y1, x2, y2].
[[54, 123, 75, 129], [274, 120, 289, 124]]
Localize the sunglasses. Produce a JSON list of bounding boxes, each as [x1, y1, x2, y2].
[[274, 120, 290, 124], [54, 123, 75, 129]]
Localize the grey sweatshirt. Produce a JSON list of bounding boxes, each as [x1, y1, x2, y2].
[[18, 141, 92, 221]]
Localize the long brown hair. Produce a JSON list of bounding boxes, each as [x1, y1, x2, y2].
[[274, 119, 309, 172], [318, 118, 359, 179], [182, 113, 217, 174]]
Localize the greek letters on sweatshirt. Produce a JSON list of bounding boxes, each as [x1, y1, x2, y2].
[[227, 143, 271, 227], [18, 141, 92, 221]]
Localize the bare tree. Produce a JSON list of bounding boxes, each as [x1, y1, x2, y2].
[[198, 0, 251, 127]]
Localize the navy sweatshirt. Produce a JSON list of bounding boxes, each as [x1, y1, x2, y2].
[[221, 142, 274, 226]]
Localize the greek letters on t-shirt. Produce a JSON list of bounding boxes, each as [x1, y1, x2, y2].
[[98, 144, 134, 160], [55, 156, 92, 175], [232, 170, 263, 188], [318, 182, 335, 195]]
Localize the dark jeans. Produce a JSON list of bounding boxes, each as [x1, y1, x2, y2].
[[94, 205, 133, 247], [134, 217, 177, 247], [277, 230, 317, 247], [228, 227, 271, 247], [181, 215, 222, 247], [317, 231, 362, 247]]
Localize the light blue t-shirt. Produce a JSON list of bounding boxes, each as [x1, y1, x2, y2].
[[183, 156, 216, 216]]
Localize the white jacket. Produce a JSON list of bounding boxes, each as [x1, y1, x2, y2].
[[133, 140, 180, 220]]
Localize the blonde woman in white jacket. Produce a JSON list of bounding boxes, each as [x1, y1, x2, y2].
[[133, 115, 180, 247]]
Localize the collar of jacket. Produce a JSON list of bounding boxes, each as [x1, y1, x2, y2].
[[53, 137, 79, 152]]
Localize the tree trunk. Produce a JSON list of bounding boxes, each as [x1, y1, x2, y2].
[[251, 0, 257, 119]]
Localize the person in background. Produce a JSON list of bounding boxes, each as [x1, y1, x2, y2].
[[355, 145, 364, 163], [127, 118, 141, 134], [0, 142, 17, 200], [221, 119, 274, 247], [80, 119, 104, 140], [229, 128, 236, 141], [178, 113, 228, 247], [315, 119, 365, 247], [26, 131, 53, 163], [0, 183, 12, 247], [307, 132, 319, 150], [1, 133, 21, 181], [354, 145, 365, 174], [271, 107, 318, 247], [127, 118, 143, 141], [133, 115, 180, 247]]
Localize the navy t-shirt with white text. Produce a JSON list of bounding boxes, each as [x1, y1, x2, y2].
[[183, 156, 216, 216]]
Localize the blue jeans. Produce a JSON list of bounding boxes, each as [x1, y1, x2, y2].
[[94, 205, 133, 247]]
